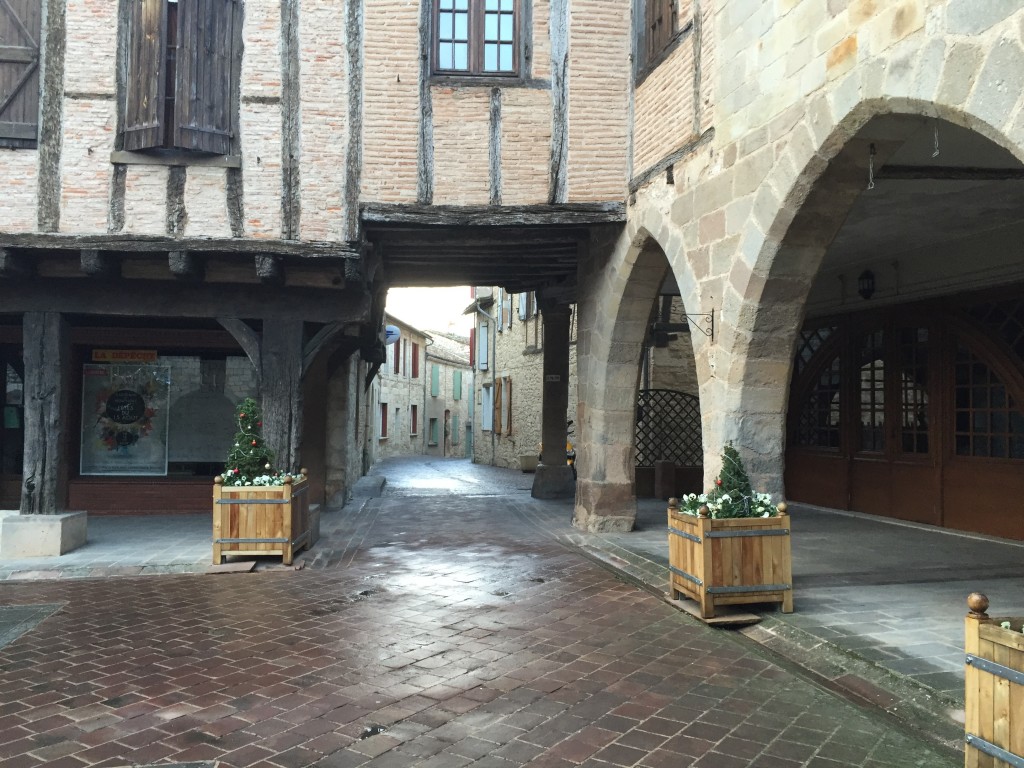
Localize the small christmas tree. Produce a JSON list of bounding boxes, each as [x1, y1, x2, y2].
[[223, 397, 277, 485], [718, 443, 753, 499]]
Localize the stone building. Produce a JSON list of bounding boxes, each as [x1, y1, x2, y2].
[[423, 330, 472, 459], [4, 0, 1024, 547], [469, 287, 579, 472]]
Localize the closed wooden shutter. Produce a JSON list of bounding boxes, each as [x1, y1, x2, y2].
[[173, 0, 237, 154], [494, 377, 503, 434], [123, 0, 168, 150], [504, 377, 512, 434], [0, 0, 41, 146]]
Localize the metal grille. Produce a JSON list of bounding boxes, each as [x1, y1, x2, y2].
[[635, 389, 702, 467]]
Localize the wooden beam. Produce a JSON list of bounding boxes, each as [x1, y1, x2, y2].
[[168, 250, 204, 280], [0, 279, 372, 323], [255, 254, 283, 283], [875, 165, 1024, 181], [218, 318, 262, 377], [0, 248, 32, 277], [0, 232, 361, 259], [302, 321, 345, 375], [80, 249, 119, 277], [361, 202, 626, 227]]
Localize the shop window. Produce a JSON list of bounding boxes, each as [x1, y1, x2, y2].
[[898, 328, 929, 454], [434, 0, 518, 77], [122, 0, 241, 155], [954, 346, 1024, 459], [796, 355, 841, 450], [857, 329, 886, 453], [2, 363, 23, 474], [0, 0, 41, 148]]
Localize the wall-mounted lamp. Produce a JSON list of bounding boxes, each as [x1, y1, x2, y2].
[[857, 270, 875, 300]]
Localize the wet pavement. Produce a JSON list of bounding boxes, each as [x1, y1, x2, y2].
[[0, 456, 972, 767]]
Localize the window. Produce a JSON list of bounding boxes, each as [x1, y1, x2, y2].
[[428, 418, 439, 446], [402, 339, 407, 376], [478, 322, 489, 370], [122, 0, 241, 154], [411, 404, 418, 435], [379, 402, 388, 438], [453, 370, 462, 401], [412, 343, 420, 378], [481, 385, 494, 430], [497, 289, 504, 333], [503, 376, 512, 434], [434, 0, 518, 76], [431, 364, 440, 397], [393, 340, 400, 374], [394, 406, 401, 437], [640, 0, 677, 72], [0, 0, 40, 148]]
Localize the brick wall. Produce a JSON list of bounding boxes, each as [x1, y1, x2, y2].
[[123, 167, 169, 235], [633, 43, 696, 178], [567, 0, 630, 201], [432, 88, 492, 205], [501, 89, 553, 205], [362, 0, 421, 203], [299, 1, 349, 241]]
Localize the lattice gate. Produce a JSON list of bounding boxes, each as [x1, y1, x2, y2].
[[635, 389, 703, 497]]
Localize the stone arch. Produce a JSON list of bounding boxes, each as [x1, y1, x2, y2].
[[721, 91, 1024, 495], [575, 204, 705, 531]]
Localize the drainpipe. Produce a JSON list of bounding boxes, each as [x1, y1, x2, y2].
[[472, 302, 497, 467], [423, 336, 433, 456]]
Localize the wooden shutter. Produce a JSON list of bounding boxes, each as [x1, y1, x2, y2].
[[123, 0, 168, 150], [453, 370, 462, 400], [431, 364, 440, 397], [412, 343, 420, 378], [0, 0, 41, 146], [173, 0, 237, 154], [504, 377, 512, 434], [493, 377, 503, 434]]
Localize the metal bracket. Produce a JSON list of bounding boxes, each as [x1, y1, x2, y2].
[[668, 526, 702, 544], [705, 584, 791, 595], [706, 528, 790, 538], [652, 312, 714, 340], [966, 654, 1024, 686], [669, 565, 702, 586], [966, 734, 1024, 768]]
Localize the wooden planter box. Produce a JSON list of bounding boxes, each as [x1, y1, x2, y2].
[[964, 594, 1024, 768], [213, 476, 310, 565], [667, 501, 793, 619]]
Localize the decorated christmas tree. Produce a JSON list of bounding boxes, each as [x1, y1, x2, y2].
[[718, 443, 754, 499], [223, 397, 279, 485]]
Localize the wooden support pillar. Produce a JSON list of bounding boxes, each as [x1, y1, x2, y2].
[[21, 312, 70, 514], [532, 304, 575, 499], [260, 318, 304, 473]]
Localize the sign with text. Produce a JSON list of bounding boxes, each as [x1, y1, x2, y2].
[[92, 350, 159, 363], [80, 364, 171, 476]]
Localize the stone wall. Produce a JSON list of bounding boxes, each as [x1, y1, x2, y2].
[[472, 293, 579, 471], [575, 0, 1024, 529]]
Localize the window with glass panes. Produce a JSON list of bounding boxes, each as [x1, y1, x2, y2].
[[435, 0, 517, 76]]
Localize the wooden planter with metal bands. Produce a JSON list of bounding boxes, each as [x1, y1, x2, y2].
[[212, 473, 311, 566]]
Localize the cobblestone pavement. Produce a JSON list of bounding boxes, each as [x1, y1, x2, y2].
[[0, 468, 959, 767]]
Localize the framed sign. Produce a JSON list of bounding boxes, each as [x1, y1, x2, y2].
[[80, 364, 171, 476]]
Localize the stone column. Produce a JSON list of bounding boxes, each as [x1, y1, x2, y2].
[[21, 312, 70, 514], [532, 304, 575, 499]]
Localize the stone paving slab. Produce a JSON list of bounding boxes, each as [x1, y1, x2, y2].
[[0, 492, 958, 767]]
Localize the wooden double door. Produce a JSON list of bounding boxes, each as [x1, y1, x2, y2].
[[786, 294, 1024, 540]]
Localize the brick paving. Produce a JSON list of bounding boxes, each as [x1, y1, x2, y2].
[[0, 489, 958, 767]]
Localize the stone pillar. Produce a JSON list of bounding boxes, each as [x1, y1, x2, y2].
[[260, 318, 304, 473], [532, 305, 575, 499], [21, 312, 70, 514]]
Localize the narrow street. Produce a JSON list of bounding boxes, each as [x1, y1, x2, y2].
[[0, 459, 958, 767]]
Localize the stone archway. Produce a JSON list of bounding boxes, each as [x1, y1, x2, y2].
[[575, 211, 706, 532]]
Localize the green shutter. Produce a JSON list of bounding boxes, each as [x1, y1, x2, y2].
[[452, 414, 460, 444], [453, 370, 462, 400], [429, 418, 439, 444], [431, 364, 440, 397]]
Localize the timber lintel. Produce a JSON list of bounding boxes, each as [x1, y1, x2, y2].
[[360, 202, 627, 228]]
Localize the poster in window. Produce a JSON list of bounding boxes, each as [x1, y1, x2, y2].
[[80, 364, 171, 476]]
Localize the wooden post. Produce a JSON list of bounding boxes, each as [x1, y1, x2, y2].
[[21, 312, 70, 514], [965, 592, 988, 768], [697, 505, 714, 618], [779, 503, 794, 613], [261, 318, 304, 473]]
